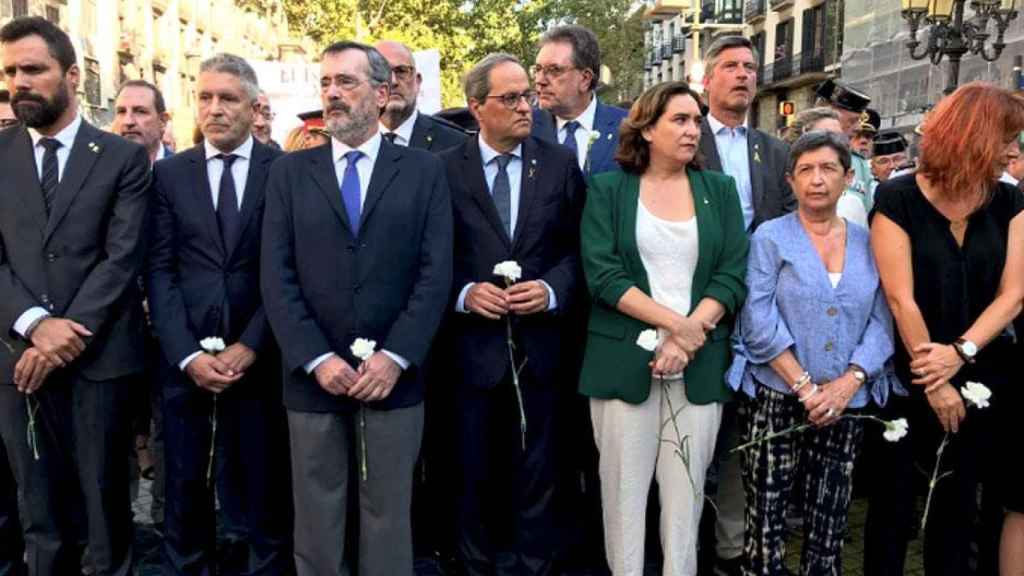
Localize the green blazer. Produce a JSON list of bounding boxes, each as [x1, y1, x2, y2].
[[579, 168, 750, 405]]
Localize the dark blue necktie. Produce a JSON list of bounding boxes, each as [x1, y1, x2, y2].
[[341, 150, 364, 235], [562, 120, 580, 160], [215, 154, 240, 250], [39, 137, 61, 216], [492, 154, 513, 238]]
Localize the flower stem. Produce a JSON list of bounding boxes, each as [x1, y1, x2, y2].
[[920, 432, 951, 538], [26, 396, 40, 461], [507, 315, 527, 450], [360, 406, 369, 482], [206, 394, 218, 487], [731, 422, 812, 453]]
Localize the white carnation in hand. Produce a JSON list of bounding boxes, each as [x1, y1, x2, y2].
[[636, 329, 659, 352], [493, 261, 522, 283], [350, 338, 377, 362], [882, 418, 909, 442], [961, 381, 992, 409], [199, 337, 226, 353]]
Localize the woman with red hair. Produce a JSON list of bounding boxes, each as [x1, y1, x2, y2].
[[864, 82, 1024, 575]]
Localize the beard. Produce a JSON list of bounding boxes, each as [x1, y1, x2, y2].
[[325, 98, 379, 145], [11, 84, 70, 129]]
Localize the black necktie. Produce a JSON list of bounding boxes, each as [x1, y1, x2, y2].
[[492, 154, 513, 237], [562, 120, 580, 160], [383, 132, 398, 145], [39, 138, 61, 216], [216, 154, 240, 249]]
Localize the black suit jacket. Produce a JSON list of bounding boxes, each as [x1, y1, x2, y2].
[[699, 119, 796, 230], [409, 113, 467, 153], [261, 139, 453, 413], [146, 140, 282, 373], [440, 136, 586, 390], [0, 120, 151, 383]]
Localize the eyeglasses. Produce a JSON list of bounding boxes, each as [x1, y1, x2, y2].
[[391, 65, 416, 82], [321, 75, 366, 93], [0, 118, 18, 128], [531, 64, 576, 79], [485, 90, 538, 110]]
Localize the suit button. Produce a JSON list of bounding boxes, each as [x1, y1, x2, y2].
[[40, 294, 50, 304], [824, 341, 834, 352], [46, 252, 57, 262], [826, 307, 838, 317], [47, 303, 54, 312]]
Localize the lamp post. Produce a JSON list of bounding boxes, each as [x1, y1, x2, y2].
[[901, 0, 1019, 95]]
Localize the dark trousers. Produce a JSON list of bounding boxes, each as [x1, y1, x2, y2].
[[161, 368, 292, 576], [0, 437, 25, 576], [864, 392, 998, 576], [456, 371, 557, 576], [0, 375, 135, 576]]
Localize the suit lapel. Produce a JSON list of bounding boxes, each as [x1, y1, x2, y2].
[[587, 102, 616, 175], [360, 140, 400, 232], [699, 120, 723, 172], [6, 128, 48, 234], [226, 141, 271, 261], [44, 122, 102, 243], [189, 147, 228, 260], [512, 138, 540, 251], [747, 129, 766, 218], [409, 114, 430, 150], [309, 144, 355, 237], [533, 108, 558, 143], [465, 138, 512, 249]]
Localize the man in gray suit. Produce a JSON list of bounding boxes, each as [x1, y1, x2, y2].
[[696, 34, 795, 576]]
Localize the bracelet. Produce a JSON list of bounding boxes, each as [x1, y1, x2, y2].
[[792, 371, 811, 392], [799, 383, 819, 402]]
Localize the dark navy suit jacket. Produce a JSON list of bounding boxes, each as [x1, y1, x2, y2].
[[531, 98, 628, 176]]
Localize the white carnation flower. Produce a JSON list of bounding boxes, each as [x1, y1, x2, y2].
[[961, 381, 992, 409], [350, 338, 377, 362], [882, 418, 909, 442], [493, 260, 522, 283], [636, 329, 659, 352], [199, 337, 226, 353]]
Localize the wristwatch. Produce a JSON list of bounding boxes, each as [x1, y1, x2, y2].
[[848, 364, 867, 384], [953, 338, 978, 364]]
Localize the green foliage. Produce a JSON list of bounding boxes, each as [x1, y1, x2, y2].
[[276, 0, 645, 107]]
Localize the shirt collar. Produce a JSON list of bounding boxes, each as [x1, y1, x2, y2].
[[28, 113, 82, 150], [707, 111, 747, 136], [380, 109, 419, 144], [556, 94, 598, 133], [478, 135, 522, 165], [1001, 171, 1020, 187], [205, 135, 254, 161], [332, 131, 383, 165]]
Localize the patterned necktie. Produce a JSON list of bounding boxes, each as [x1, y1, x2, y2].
[[492, 154, 513, 238], [562, 120, 580, 160], [39, 137, 61, 216], [382, 132, 398, 145], [340, 150, 364, 235], [215, 154, 240, 249]]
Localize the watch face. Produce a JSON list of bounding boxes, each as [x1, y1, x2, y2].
[[962, 341, 978, 356]]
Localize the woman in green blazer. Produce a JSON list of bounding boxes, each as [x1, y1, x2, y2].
[[579, 82, 749, 576]]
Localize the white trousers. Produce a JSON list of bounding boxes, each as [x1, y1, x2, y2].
[[590, 378, 723, 576]]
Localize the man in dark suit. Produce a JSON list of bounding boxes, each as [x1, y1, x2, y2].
[[441, 53, 585, 576], [261, 41, 452, 576], [375, 40, 466, 152], [0, 17, 150, 576], [147, 53, 291, 575], [695, 34, 795, 576], [531, 25, 627, 176]]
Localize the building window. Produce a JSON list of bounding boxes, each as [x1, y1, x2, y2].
[[12, 0, 28, 18], [1, 0, 11, 18], [45, 5, 60, 23], [801, 3, 826, 72], [84, 58, 102, 107]]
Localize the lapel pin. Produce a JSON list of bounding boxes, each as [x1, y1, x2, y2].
[[703, 197, 710, 205], [528, 158, 537, 179], [426, 134, 433, 146], [88, 142, 100, 153], [753, 143, 761, 163]]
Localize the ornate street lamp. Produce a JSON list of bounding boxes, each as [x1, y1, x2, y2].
[[901, 0, 1019, 94]]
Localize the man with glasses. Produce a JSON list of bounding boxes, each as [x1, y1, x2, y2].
[[870, 131, 908, 185], [531, 25, 627, 175], [376, 40, 466, 152], [252, 90, 281, 150], [440, 53, 586, 576]]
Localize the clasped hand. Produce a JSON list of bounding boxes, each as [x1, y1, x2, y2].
[[465, 281, 550, 319], [314, 352, 401, 402]]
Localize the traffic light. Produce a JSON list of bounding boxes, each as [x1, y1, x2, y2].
[[779, 100, 796, 116]]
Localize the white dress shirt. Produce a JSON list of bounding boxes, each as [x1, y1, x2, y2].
[[379, 110, 419, 147], [304, 132, 410, 374], [12, 114, 84, 338], [455, 136, 557, 314], [205, 136, 253, 210], [556, 95, 597, 172], [707, 112, 755, 231]]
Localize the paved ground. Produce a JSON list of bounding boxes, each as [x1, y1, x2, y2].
[[130, 479, 926, 575]]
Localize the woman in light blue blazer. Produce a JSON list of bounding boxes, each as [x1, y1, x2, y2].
[[726, 131, 902, 575]]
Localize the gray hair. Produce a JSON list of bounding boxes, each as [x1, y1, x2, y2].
[[322, 41, 391, 87], [463, 53, 522, 103], [539, 25, 601, 91], [782, 106, 840, 144], [788, 130, 853, 174], [704, 35, 760, 76], [200, 54, 260, 102]]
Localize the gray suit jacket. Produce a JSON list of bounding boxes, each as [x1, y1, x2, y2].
[[699, 119, 795, 231]]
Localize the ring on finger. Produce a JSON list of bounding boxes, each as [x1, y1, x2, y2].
[[825, 407, 836, 418]]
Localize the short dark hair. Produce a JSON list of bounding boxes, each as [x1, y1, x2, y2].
[[704, 35, 759, 76], [115, 79, 166, 114], [321, 41, 391, 87], [616, 81, 704, 174], [787, 130, 853, 174], [539, 25, 601, 92], [0, 17, 77, 73], [0, 89, 9, 103]]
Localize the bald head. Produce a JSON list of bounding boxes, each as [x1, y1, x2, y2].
[[375, 40, 421, 129]]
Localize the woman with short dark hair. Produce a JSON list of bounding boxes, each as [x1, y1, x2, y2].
[[579, 81, 749, 575]]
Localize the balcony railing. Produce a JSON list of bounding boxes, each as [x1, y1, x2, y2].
[[672, 33, 686, 53], [661, 42, 673, 59], [769, 0, 793, 10], [797, 48, 825, 75], [744, 0, 766, 21], [772, 55, 792, 82]]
